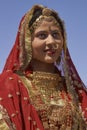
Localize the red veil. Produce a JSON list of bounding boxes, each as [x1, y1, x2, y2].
[[0, 4, 87, 130]]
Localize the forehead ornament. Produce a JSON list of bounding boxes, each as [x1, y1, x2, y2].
[[30, 8, 60, 33]]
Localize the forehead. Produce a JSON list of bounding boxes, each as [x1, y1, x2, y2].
[[35, 20, 60, 32]]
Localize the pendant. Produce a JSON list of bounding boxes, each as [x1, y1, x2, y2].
[[50, 99, 65, 107]]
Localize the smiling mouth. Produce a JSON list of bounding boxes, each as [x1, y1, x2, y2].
[[44, 49, 56, 54]]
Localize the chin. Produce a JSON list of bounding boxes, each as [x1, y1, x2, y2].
[[44, 57, 57, 63], [44, 59, 55, 64]]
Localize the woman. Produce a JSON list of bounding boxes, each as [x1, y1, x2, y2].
[[0, 4, 87, 130]]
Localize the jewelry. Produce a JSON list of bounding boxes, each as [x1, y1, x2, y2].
[[52, 43, 59, 50], [19, 71, 86, 129]]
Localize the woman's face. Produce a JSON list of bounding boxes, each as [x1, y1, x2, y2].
[[31, 20, 63, 64]]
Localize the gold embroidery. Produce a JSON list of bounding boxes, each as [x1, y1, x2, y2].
[[0, 105, 16, 130], [19, 71, 86, 130], [0, 119, 10, 130]]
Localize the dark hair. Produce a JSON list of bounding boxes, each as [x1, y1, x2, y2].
[[29, 7, 64, 39], [29, 8, 42, 27]]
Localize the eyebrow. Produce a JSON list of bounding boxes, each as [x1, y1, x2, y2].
[[35, 29, 60, 34], [51, 30, 59, 32], [34, 30, 47, 35]]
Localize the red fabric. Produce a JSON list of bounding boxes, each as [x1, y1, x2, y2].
[[0, 71, 44, 130], [66, 49, 87, 120]]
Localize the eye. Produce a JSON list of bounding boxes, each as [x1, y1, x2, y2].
[[36, 32, 47, 39], [52, 31, 61, 39]]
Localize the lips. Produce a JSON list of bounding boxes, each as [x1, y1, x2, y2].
[[44, 49, 56, 54]]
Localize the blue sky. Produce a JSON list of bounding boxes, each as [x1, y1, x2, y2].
[[0, 0, 87, 85]]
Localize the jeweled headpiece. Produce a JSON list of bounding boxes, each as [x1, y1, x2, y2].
[[30, 8, 60, 33]]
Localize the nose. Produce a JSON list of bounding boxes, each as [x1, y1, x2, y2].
[[46, 34, 55, 45]]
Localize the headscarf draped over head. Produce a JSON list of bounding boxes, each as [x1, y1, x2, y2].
[[3, 4, 67, 72]]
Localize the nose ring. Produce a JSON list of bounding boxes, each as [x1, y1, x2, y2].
[[52, 44, 59, 50]]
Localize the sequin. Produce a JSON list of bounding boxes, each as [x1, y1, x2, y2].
[[11, 113, 16, 117], [8, 94, 13, 98], [24, 97, 28, 100], [28, 116, 32, 120], [0, 97, 3, 101], [33, 121, 36, 125], [9, 77, 14, 80], [16, 92, 20, 95]]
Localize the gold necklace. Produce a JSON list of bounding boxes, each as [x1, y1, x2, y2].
[[25, 71, 68, 108], [19, 71, 86, 130]]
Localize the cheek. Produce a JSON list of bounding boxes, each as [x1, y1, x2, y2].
[[32, 41, 42, 57], [56, 43, 63, 56]]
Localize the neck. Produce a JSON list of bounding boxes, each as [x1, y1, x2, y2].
[[31, 59, 56, 73]]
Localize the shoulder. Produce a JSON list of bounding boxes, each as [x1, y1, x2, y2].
[[0, 70, 18, 79], [0, 70, 22, 92]]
